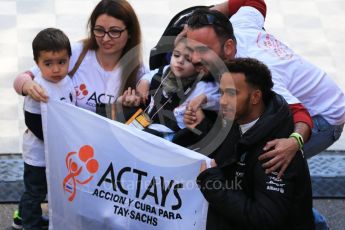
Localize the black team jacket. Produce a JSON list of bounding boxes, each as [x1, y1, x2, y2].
[[197, 94, 315, 230]]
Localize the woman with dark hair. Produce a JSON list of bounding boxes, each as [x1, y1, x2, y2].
[[13, 0, 147, 113]]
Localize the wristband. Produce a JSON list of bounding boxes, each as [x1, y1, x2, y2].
[[289, 132, 304, 150]]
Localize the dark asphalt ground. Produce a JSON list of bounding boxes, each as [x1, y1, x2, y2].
[[0, 199, 344, 230]]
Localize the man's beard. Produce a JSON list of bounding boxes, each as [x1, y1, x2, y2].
[[208, 52, 228, 80]]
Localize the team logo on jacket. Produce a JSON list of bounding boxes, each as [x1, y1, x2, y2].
[[63, 145, 99, 201], [266, 172, 286, 194]]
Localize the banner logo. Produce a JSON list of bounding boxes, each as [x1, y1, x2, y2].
[[63, 145, 99, 201]]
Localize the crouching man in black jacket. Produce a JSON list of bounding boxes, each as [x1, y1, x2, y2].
[[190, 58, 314, 229]]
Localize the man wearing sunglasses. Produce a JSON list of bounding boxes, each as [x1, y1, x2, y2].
[[182, 0, 345, 177]]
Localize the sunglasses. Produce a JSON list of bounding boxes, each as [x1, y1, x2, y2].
[[187, 12, 231, 31]]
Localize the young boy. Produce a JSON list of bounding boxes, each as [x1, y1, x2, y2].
[[122, 38, 219, 140], [12, 28, 76, 230]]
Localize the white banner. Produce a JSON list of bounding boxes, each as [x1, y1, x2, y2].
[[41, 100, 209, 230]]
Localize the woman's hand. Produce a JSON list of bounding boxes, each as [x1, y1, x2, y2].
[[136, 79, 150, 104], [121, 87, 141, 107]]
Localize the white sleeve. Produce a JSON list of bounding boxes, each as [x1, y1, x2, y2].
[[136, 64, 150, 81], [24, 75, 44, 114], [24, 96, 41, 114], [230, 6, 265, 30], [270, 67, 300, 104], [140, 70, 156, 83], [186, 81, 220, 111], [200, 81, 220, 111]]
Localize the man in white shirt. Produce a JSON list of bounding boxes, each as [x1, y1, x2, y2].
[[184, 0, 345, 176]]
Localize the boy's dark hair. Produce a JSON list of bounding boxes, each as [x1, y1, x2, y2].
[[225, 58, 274, 105], [187, 8, 236, 44], [32, 28, 71, 62]]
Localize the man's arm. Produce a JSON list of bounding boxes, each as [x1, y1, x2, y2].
[[211, 0, 266, 18], [197, 161, 295, 229], [259, 104, 312, 178]]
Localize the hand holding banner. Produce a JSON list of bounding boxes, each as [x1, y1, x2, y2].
[[41, 100, 209, 230]]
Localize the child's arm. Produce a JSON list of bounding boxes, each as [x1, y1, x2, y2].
[[188, 81, 220, 112], [25, 111, 44, 140], [201, 81, 220, 111], [136, 70, 154, 104], [136, 79, 150, 104], [136, 67, 162, 104], [187, 94, 207, 112]]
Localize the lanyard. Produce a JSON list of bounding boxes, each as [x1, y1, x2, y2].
[[144, 70, 204, 120]]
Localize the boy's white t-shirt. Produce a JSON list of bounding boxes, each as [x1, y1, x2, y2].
[[23, 73, 76, 167], [231, 6, 345, 125], [31, 42, 148, 113]]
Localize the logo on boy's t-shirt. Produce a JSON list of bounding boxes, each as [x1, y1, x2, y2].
[[63, 145, 99, 202], [75, 84, 89, 100]]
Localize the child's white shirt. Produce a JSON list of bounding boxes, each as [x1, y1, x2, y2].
[[23, 73, 76, 167]]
